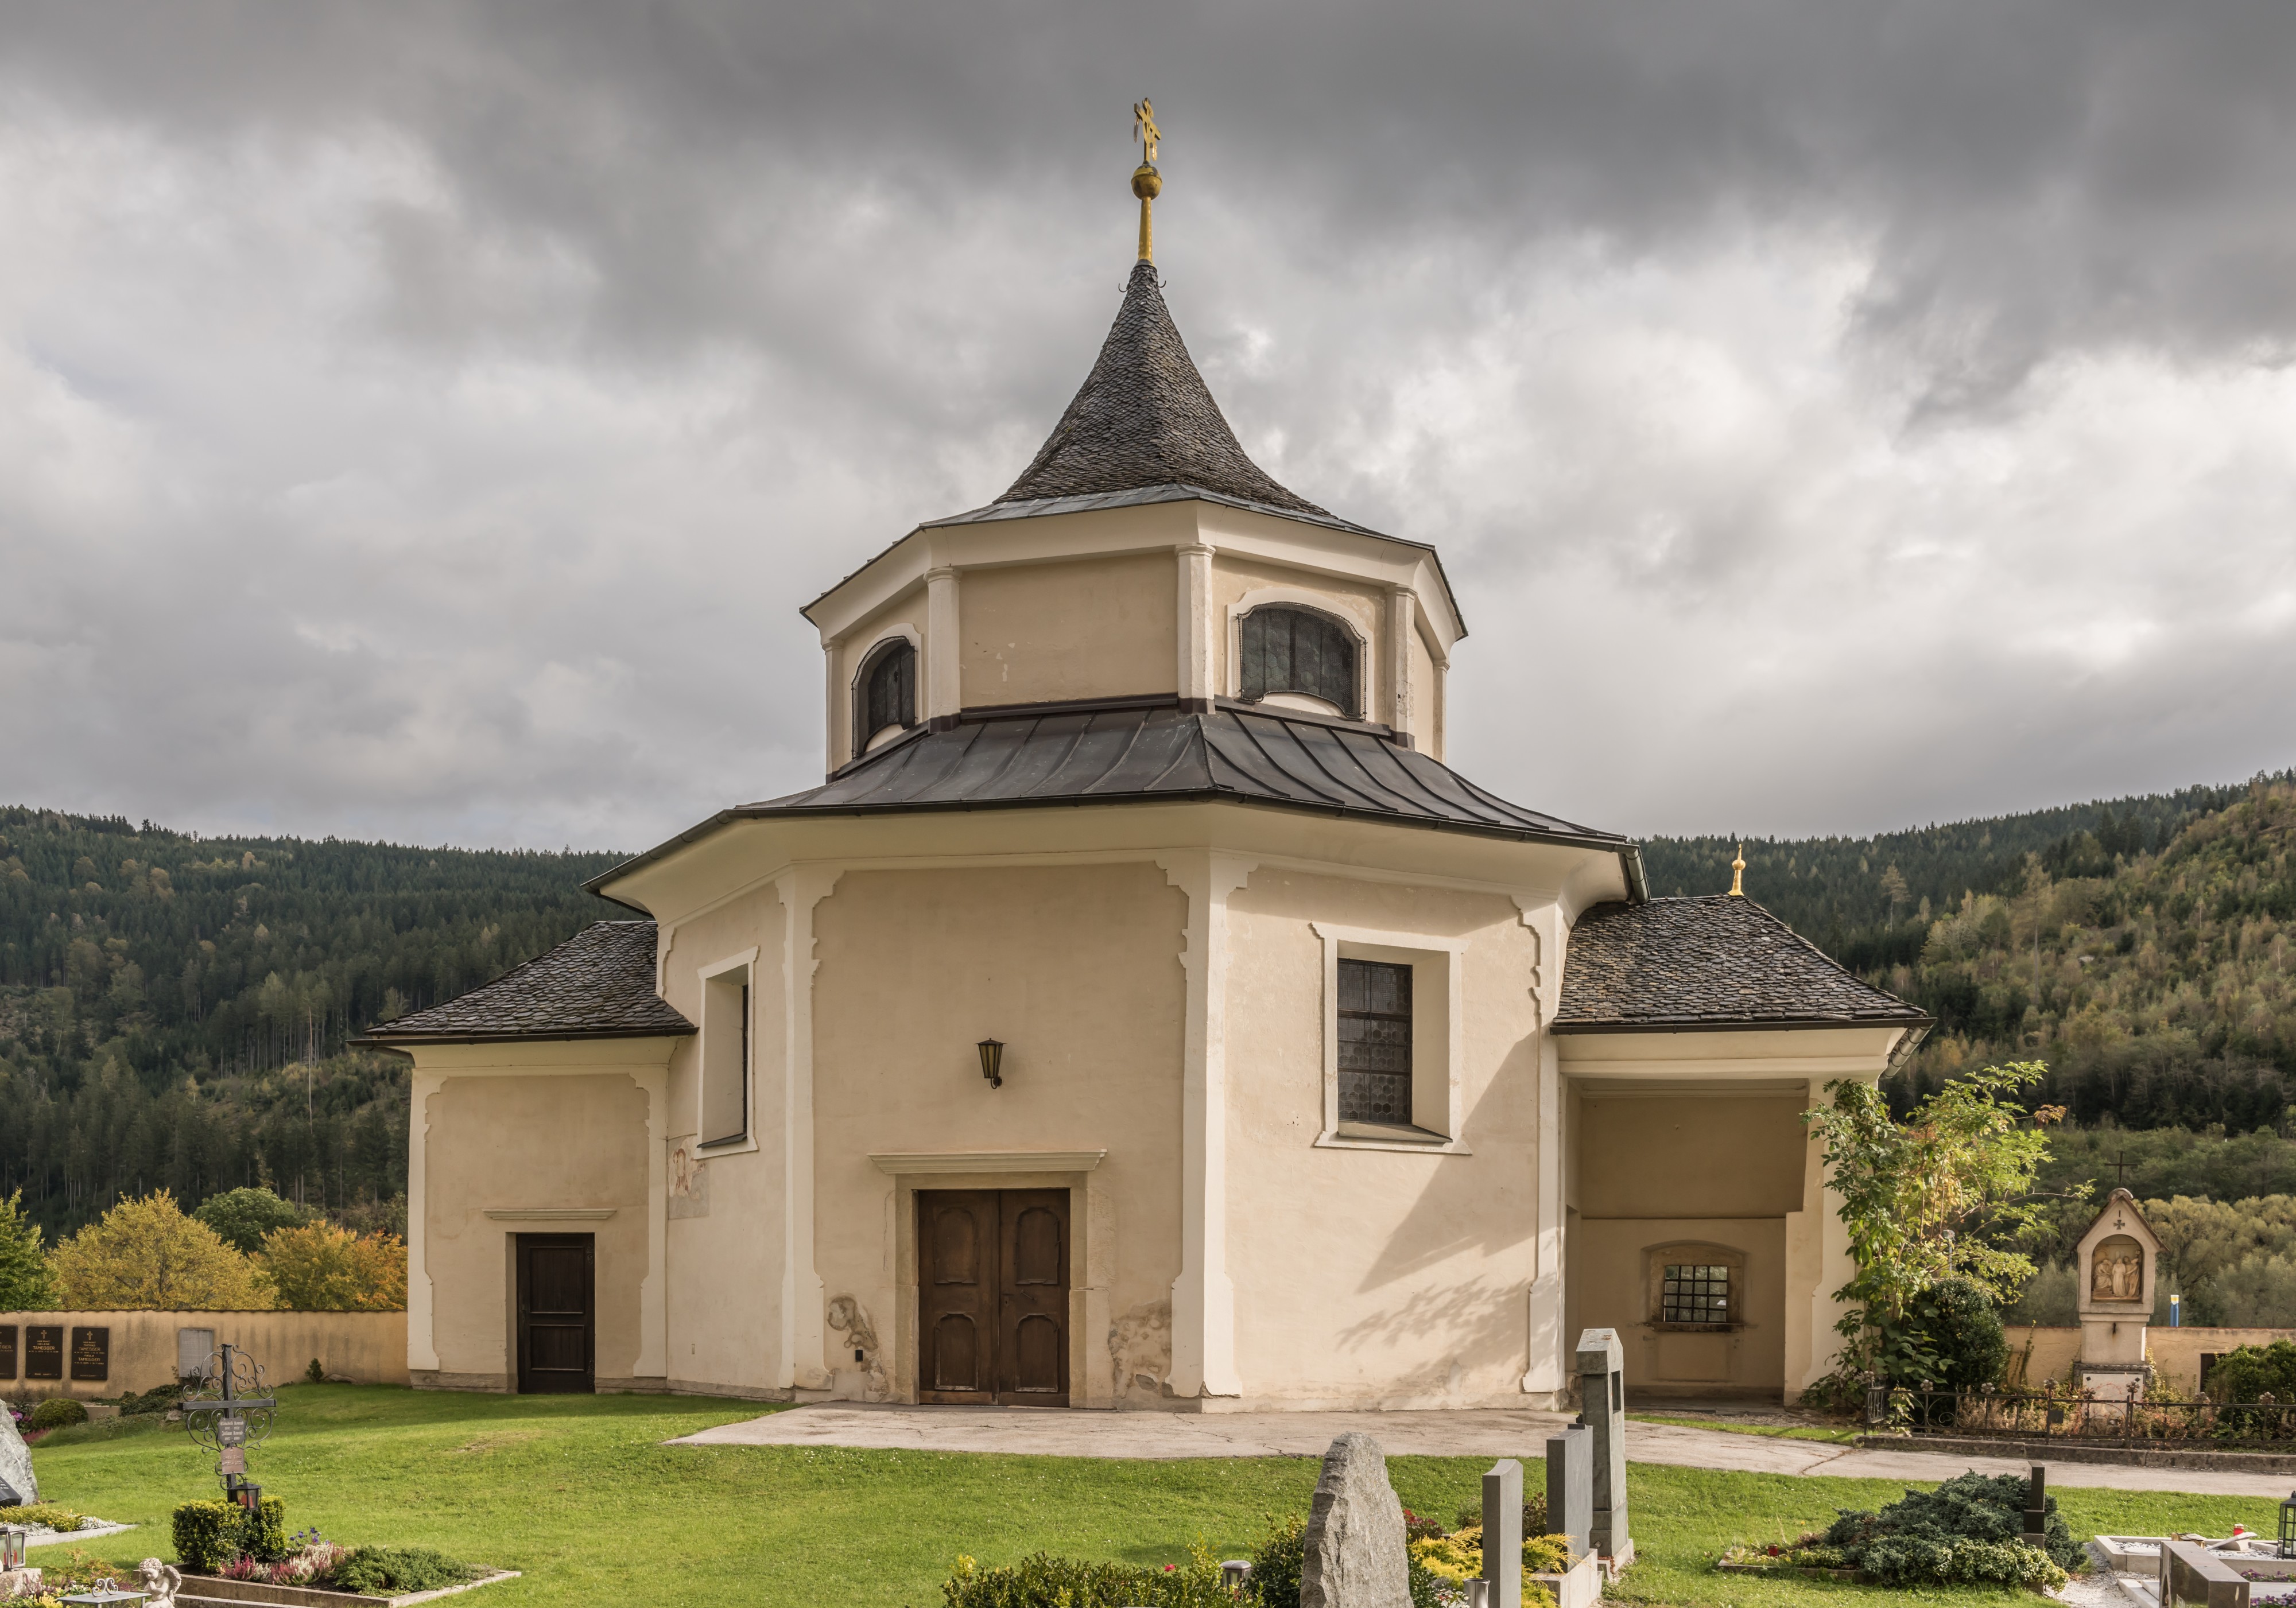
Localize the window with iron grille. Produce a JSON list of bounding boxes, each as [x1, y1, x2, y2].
[[1337, 958, 1411, 1125], [1661, 1263, 1731, 1326], [855, 638, 917, 758], [1239, 605, 1359, 718]]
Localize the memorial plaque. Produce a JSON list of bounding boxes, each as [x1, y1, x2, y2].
[[69, 1326, 109, 1382], [217, 1417, 247, 1447], [0, 1325, 16, 1380], [219, 1446, 246, 1475], [24, 1326, 63, 1381]]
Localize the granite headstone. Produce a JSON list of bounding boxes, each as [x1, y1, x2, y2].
[[0, 1402, 36, 1505], [1301, 1432, 1411, 1608]]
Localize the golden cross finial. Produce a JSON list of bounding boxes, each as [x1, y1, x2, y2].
[[1729, 842, 1746, 897], [1130, 98, 1163, 262]]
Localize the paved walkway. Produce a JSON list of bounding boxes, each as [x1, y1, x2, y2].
[[671, 1404, 2296, 1497]]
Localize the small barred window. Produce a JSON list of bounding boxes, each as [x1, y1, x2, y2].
[[1336, 958, 1411, 1125], [1661, 1263, 1731, 1326], [1239, 605, 1359, 718]]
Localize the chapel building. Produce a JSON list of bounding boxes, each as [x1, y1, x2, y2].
[[374, 148, 1928, 1409]]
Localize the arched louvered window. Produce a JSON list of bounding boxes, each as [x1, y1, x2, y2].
[[854, 638, 917, 759], [1238, 605, 1360, 718]]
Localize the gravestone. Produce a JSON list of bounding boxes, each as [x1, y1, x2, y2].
[[1577, 1327, 1632, 1566], [1301, 1432, 1410, 1608], [23, 1326, 61, 1381], [0, 1400, 36, 1505], [1546, 1423, 1592, 1562], [2022, 1465, 2049, 1547], [0, 1324, 16, 1380], [1477, 1458, 1523, 1608], [69, 1326, 109, 1384]]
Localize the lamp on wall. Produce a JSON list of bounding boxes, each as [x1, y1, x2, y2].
[[976, 1039, 1004, 1090]]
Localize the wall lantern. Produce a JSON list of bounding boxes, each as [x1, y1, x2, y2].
[[0, 1524, 26, 1572], [976, 1039, 1004, 1090]]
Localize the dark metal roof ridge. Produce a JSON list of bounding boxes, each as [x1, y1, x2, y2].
[[356, 1023, 696, 1047], [1550, 1013, 1932, 1035]]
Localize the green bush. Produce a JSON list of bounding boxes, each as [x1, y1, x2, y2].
[[327, 1547, 475, 1595], [2206, 1338, 2296, 1402], [938, 1551, 1231, 1607], [170, 1497, 290, 1572], [27, 1396, 87, 1430], [0, 1503, 84, 1532], [1880, 1276, 2009, 1393], [1248, 1514, 1305, 1607], [110, 1384, 184, 1417], [1821, 1471, 2080, 1586]]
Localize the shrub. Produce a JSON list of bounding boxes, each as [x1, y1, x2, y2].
[[2207, 1338, 2296, 1402], [0, 1503, 84, 1532], [1820, 1471, 2080, 1586], [1248, 1514, 1305, 1607], [171, 1497, 289, 1572], [110, 1384, 184, 1417], [938, 1549, 1230, 1607], [1896, 1277, 2010, 1391], [324, 1547, 474, 1595], [28, 1397, 87, 1431]]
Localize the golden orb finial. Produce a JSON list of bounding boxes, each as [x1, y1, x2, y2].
[[1729, 842, 1746, 898], [1131, 98, 1162, 261]]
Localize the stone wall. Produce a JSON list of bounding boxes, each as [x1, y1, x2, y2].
[[2006, 1323, 2296, 1395], [1, 1310, 408, 1399]]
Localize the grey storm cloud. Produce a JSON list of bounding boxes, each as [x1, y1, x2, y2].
[[2, 1, 2293, 848]]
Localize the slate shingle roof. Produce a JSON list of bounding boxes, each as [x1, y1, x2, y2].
[[1556, 895, 1929, 1032], [722, 701, 1630, 849], [362, 920, 693, 1044], [996, 261, 1329, 518]]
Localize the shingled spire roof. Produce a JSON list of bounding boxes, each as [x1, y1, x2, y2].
[[996, 260, 1331, 518]]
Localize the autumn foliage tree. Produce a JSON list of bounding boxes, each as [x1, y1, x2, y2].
[[0, 1188, 59, 1310], [257, 1222, 407, 1311], [49, 1190, 271, 1310]]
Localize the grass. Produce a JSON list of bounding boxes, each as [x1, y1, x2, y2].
[[1627, 1414, 1864, 1446], [24, 1383, 2282, 1606]]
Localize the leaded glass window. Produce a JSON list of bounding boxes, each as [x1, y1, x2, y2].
[[1239, 605, 1359, 718], [855, 638, 917, 758], [1661, 1263, 1731, 1326], [1337, 958, 1411, 1125]]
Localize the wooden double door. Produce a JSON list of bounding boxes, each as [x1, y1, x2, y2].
[[515, 1233, 595, 1394], [917, 1189, 1071, 1406]]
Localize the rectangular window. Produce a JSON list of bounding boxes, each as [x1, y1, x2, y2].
[[700, 968, 750, 1147], [1661, 1263, 1731, 1326], [1336, 958, 1412, 1125]]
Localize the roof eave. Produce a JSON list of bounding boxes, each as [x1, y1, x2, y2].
[[354, 1024, 696, 1049], [1549, 1013, 1934, 1036]]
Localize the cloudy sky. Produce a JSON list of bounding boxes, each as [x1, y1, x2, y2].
[[4, 2, 2293, 852]]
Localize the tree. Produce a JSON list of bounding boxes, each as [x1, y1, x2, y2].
[[0, 1189, 59, 1311], [1879, 864, 1909, 925], [194, 1187, 307, 1254], [257, 1223, 408, 1311], [1804, 1062, 2071, 1390], [49, 1190, 272, 1310]]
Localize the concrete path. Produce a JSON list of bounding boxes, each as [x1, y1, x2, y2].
[[671, 1404, 2296, 1497]]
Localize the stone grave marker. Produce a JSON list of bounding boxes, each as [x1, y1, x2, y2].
[[1577, 1327, 1631, 1567], [1546, 1422, 1592, 1562], [1301, 1432, 1410, 1608], [1477, 1458, 1523, 1608], [0, 1401, 35, 1505]]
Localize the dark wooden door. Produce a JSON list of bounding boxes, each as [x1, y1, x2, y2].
[[516, 1233, 595, 1394], [918, 1189, 1069, 1405]]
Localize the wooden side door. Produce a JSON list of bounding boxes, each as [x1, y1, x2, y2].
[[516, 1233, 595, 1394], [998, 1189, 1070, 1406], [918, 1191, 998, 1405]]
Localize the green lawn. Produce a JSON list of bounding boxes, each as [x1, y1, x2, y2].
[[24, 1384, 2277, 1606]]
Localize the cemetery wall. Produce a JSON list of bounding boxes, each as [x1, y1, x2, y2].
[[0, 1310, 408, 1398], [810, 863, 1188, 1408], [656, 881, 789, 1399], [1223, 870, 1543, 1407]]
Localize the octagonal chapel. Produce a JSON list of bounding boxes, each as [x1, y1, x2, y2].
[[374, 153, 1927, 1410]]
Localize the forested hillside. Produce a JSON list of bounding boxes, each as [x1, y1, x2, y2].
[[1647, 773, 2296, 1131], [0, 806, 629, 1236]]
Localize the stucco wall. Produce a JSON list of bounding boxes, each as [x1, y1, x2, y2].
[[0, 1311, 408, 1398], [960, 553, 1178, 707], [1570, 1089, 1809, 1397], [656, 885, 790, 1397], [832, 595, 928, 763], [2002, 1325, 2296, 1395], [1224, 869, 1543, 1408], [1211, 556, 1390, 715], [422, 1071, 652, 1390], [809, 863, 1189, 1407]]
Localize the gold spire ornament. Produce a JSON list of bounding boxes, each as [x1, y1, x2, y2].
[[1131, 98, 1162, 262], [1729, 842, 1746, 898]]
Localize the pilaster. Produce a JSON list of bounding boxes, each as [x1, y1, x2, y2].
[[406, 1071, 441, 1372], [1178, 542, 1215, 708], [925, 567, 961, 725], [1514, 896, 1568, 1394], [1387, 586, 1417, 736], [775, 866, 843, 1390], [637, 1059, 669, 1377], [1157, 849, 1256, 1398]]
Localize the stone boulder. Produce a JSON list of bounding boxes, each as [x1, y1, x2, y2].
[[0, 1408, 34, 1506], [1301, 1432, 1410, 1608]]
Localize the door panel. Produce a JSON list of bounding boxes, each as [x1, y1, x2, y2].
[[918, 1191, 997, 1404], [515, 1233, 594, 1394], [916, 1188, 1070, 1406], [996, 1189, 1069, 1404]]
